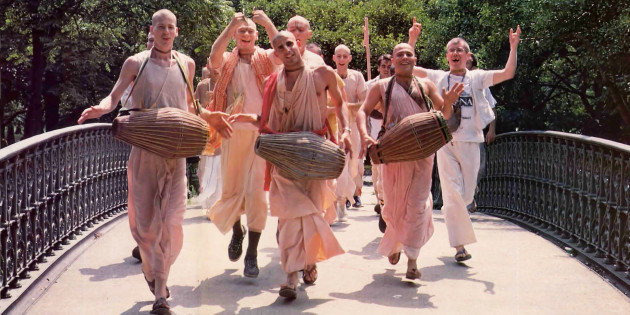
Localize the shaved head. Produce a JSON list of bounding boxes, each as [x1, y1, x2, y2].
[[334, 45, 351, 55], [393, 43, 415, 56], [287, 15, 311, 29], [273, 31, 296, 47], [152, 9, 177, 26]]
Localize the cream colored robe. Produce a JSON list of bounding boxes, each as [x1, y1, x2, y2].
[[209, 61, 268, 234], [126, 51, 188, 295], [268, 68, 345, 273], [375, 77, 435, 260]]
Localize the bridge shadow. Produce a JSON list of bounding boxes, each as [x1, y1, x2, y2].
[[346, 237, 384, 261], [78, 257, 141, 281], [128, 245, 331, 314], [421, 257, 495, 294]]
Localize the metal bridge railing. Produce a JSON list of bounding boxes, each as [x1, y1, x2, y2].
[[476, 131, 629, 290], [0, 124, 130, 298]]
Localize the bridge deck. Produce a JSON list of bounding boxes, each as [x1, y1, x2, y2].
[[4, 179, 629, 314]]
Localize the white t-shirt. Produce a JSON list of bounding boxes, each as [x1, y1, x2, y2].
[[426, 69, 494, 142]]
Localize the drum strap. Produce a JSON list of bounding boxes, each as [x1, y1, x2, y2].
[[119, 51, 201, 116], [173, 52, 202, 115], [120, 55, 150, 113], [379, 76, 432, 138]]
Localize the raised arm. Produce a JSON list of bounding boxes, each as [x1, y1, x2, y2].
[[210, 13, 244, 69], [356, 84, 383, 158], [77, 56, 139, 124], [252, 10, 278, 46], [491, 25, 521, 85], [408, 17, 421, 49]]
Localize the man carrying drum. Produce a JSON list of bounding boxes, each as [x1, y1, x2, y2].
[[408, 21, 521, 263], [207, 10, 280, 279], [356, 43, 463, 280], [78, 9, 232, 314], [230, 31, 352, 299]]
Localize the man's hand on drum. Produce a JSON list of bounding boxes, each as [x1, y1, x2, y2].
[[77, 105, 107, 124], [360, 135, 377, 159], [202, 111, 233, 139], [227, 113, 260, 127]]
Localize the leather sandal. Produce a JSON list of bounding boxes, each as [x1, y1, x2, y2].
[[279, 283, 297, 299], [388, 252, 401, 265], [405, 268, 422, 280], [302, 265, 318, 284], [455, 248, 472, 262]]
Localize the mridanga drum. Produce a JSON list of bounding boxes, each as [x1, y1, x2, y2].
[[255, 132, 346, 180], [368, 111, 452, 164], [112, 107, 211, 159]]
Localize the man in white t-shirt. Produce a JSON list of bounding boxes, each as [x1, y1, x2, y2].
[[409, 21, 521, 262]]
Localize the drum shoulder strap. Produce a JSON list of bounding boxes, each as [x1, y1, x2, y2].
[[380, 77, 396, 134], [121, 55, 150, 111], [414, 76, 433, 111], [173, 51, 201, 115]]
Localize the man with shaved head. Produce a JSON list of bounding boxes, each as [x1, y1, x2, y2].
[[78, 9, 232, 314], [231, 31, 352, 299], [409, 21, 521, 263], [287, 15, 327, 68], [333, 44, 367, 212], [357, 43, 463, 280], [207, 10, 281, 280]]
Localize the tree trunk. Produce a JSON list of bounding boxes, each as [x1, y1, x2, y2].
[[23, 28, 45, 138], [44, 67, 61, 131]]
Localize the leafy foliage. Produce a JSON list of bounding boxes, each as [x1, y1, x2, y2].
[[1, 0, 629, 145]]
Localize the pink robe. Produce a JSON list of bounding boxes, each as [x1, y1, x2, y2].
[[126, 51, 189, 291], [267, 69, 345, 273], [375, 77, 435, 260]]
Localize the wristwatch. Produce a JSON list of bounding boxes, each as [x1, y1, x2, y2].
[[343, 127, 352, 134]]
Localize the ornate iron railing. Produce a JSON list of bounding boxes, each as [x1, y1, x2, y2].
[[0, 124, 130, 299], [477, 131, 629, 290]]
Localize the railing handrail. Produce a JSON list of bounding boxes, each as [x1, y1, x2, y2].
[[497, 130, 630, 152], [0, 123, 112, 161]]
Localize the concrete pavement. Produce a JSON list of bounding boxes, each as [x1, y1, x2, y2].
[[4, 178, 630, 314]]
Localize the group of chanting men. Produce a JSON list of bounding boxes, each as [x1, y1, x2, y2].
[[78, 8, 520, 314]]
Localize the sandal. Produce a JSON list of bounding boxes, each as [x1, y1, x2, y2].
[[405, 268, 422, 280], [455, 248, 472, 262], [302, 265, 318, 284], [388, 252, 401, 265], [150, 297, 171, 315], [279, 283, 297, 299]]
